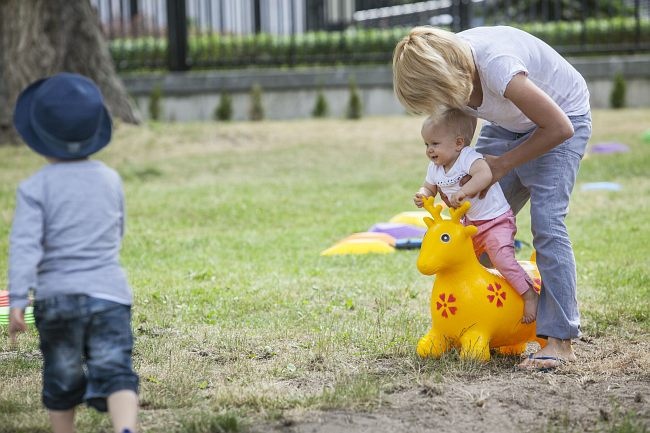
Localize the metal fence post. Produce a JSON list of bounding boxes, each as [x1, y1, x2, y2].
[[459, 0, 471, 31], [167, 0, 189, 71], [453, 0, 471, 32], [634, 0, 641, 49], [580, 0, 587, 49], [289, 0, 296, 66], [254, 0, 261, 34]]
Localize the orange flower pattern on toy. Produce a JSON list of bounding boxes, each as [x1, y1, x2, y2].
[[436, 293, 457, 318], [486, 283, 506, 307]]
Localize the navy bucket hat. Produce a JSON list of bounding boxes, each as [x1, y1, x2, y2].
[[13, 72, 112, 160]]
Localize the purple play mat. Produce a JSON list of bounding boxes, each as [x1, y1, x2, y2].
[[589, 142, 629, 154], [368, 223, 426, 240]]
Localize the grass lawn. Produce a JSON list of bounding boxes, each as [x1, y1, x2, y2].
[[0, 110, 648, 433]]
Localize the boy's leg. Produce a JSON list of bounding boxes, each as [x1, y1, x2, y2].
[[108, 390, 139, 433], [515, 114, 591, 366], [49, 409, 75, 433], [33, 296, 88, 429], [84, 298, 139, 429]]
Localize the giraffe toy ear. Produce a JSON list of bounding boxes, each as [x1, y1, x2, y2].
[[464, 225, 478, 238]]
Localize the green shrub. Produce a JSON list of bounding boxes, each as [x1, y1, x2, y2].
[[346, 78, 362, 120], [215, 92, 233, 121], [312, 90, 329, 118], [610, 73, 627, 109], [148, 84, 162, 121], [249, 84, 264, 121]]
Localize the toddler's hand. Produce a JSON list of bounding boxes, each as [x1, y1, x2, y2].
[[413, 192, 431, 207], [413, 192, 427, 208], [9, 308, 27, 347], [450, 190, 467, 207]]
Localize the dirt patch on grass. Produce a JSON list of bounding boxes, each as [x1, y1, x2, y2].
[[250, 337, 649, 433]]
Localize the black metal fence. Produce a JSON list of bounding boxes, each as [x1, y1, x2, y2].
[[90, 0, 650, 72]]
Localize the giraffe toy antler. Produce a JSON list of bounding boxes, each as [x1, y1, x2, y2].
[[449, 201, 471, 223], [422, 196, 444, 224]]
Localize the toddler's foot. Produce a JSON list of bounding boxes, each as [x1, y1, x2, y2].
[[521, 288, 539, 324]]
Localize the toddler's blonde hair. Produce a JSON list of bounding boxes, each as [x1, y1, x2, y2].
[[393, 26, 475, 116], [426, 108, 476, 146]]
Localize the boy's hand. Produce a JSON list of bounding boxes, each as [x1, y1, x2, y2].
[[413, 192, 428, 208], [9, 308, 27, 347]]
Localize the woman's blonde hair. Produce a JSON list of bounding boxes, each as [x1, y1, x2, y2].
[[393, 26, 475, 116]]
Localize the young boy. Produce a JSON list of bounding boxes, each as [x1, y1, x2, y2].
[[413, 108, 539, 323], [8, 73, 138, 433]]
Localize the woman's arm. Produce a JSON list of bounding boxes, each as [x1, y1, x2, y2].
[[460, 159, 492, 197], [487, 73, 574, 183], [450, 158, 491, 207]]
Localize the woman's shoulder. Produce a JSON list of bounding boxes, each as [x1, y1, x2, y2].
[[458, 25, 521, 41]]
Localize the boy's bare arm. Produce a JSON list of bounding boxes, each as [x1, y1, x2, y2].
[[9, 308, 26, 347]]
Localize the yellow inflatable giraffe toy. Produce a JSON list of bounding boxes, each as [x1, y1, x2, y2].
[[417, 197, 545, 361]]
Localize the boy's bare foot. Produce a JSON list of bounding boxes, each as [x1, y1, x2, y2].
[[521, 288, 539, 324]]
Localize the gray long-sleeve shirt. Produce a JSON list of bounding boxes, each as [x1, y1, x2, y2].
[[9, 160, 131, 309]]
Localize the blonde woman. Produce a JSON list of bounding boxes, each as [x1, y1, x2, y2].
[[394, 26, 592, 371]]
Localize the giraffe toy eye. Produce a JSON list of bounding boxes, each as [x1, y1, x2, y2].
[[440, 233, 450, 242]]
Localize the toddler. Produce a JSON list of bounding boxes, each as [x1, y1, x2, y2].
[[413, 108, 539, 323]]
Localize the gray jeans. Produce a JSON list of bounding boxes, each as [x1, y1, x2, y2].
[[475, 113, 592, 340]]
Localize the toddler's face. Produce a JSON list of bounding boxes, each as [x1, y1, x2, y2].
[[421, 120, 462, 171]]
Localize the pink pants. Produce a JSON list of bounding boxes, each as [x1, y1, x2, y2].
[[465, 209, 533, 295]]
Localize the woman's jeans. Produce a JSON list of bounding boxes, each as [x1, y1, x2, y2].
[[474, 113, 592, 340]]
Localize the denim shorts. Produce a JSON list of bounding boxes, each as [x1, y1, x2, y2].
[[34, 294, 139, 412]]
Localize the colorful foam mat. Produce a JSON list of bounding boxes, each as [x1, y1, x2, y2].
[[0, 290, 35, 325]]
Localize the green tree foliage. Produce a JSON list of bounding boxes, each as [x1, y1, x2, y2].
[[215, 91, 233, 121], [610, 73, 626, 109], [148, 84, 162, 121], [312, 90, 329, 118], [249, 84, 264, 121], [346, 78, 362, 120]]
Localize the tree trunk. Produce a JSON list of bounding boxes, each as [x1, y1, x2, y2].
[[0, 0, 141, 144]]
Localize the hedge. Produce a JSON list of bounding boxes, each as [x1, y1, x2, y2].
[[109, 18, 650, 72]]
